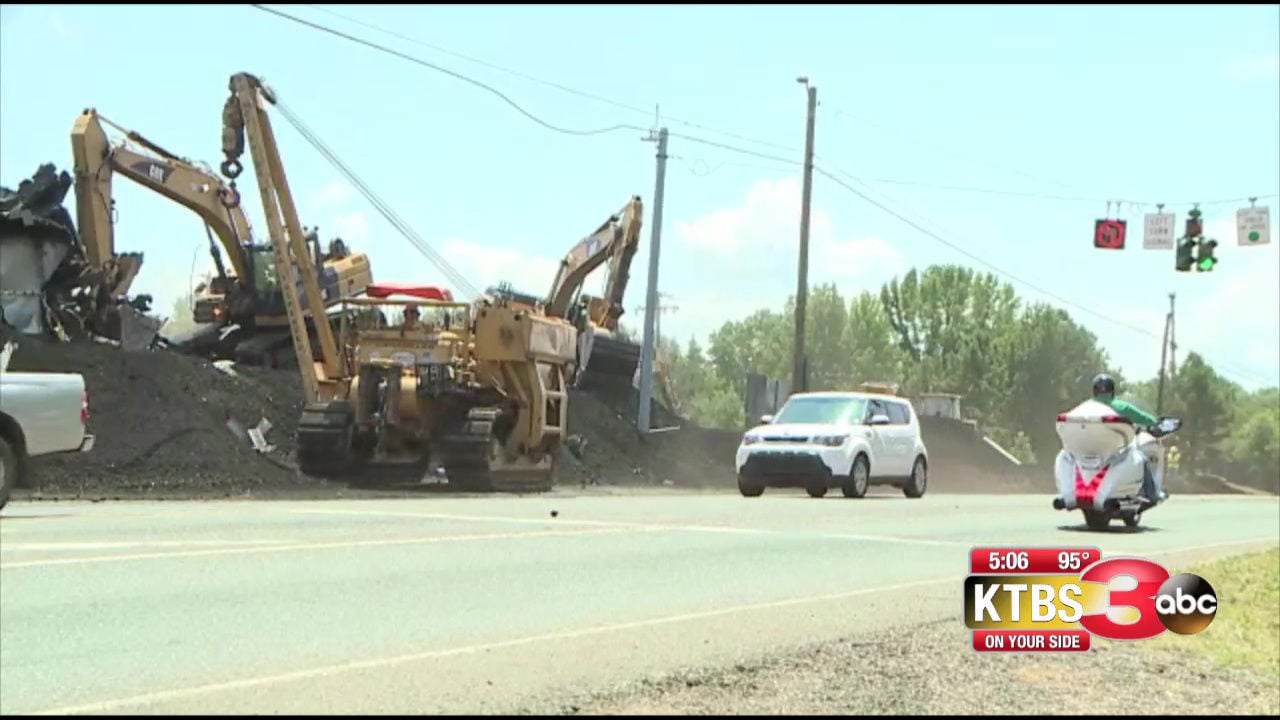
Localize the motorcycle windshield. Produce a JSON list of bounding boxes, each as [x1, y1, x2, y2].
[[1055, 399, 1136, 460]]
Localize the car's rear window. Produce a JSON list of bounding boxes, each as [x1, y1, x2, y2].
[[773, 396, 868, 426]]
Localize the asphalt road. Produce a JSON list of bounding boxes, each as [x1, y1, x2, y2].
[[2, 489, 1277, 715]]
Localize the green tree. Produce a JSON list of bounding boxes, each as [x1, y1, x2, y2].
[[1166, 352, 1232, 473], [1003, 303, 1114, 460], [665, 336, 745, 429], [879, 265, 1020, 422], [845, 291, 905, 385], [706, 309, 790, 397]]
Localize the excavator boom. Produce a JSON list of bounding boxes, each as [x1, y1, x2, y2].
[[70, 109, 254, 284], [545, 196, 645, 387], [547, 195, 644, 322], [222, 72, 342, 402]]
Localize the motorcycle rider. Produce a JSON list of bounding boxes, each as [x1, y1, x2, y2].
[[1090, 373, 1167, 504]]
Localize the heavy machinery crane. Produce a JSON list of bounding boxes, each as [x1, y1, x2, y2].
[[69, 108, 374, 366], [222, 71, 579, 493], [486, 195, 645, 390]]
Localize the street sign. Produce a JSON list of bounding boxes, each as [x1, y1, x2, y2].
[[1143, 212, 1176, 250], [1094, 219, 1126, 249], [1236, 205, 1271, 246]]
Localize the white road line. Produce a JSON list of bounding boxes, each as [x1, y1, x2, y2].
[[0, 540, 293, 552], [30, 576, 957, 716], [23, 537, 1278, 715], [0, 527, 650, 570], [285, 507, 972, 547]]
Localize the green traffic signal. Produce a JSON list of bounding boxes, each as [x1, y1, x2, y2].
[[1195, 238, 1218, 271]]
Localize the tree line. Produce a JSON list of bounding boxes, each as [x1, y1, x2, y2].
[[653, 264, 1279, 493]]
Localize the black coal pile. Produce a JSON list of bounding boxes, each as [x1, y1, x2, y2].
[[564, 383, 739, 488], [7, 337, 314, 497], [5, 333, 743, 498]]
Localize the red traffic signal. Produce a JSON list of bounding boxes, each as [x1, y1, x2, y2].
[[1094, 219, 1127, 249]]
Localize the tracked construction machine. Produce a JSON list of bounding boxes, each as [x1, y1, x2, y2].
[[70, 108, 373, 365], [223, 71, 580, 493], [485, 196, 645, 390]]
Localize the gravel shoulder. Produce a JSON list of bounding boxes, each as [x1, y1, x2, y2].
[[529, 617, 1279, 716], [523, 548, 1280, 716]]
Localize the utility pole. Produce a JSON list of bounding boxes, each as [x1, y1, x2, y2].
[[1156, 292, 1176, 415], [637, 126, 668, 435], [792, 77, 817, 396], [636, 293, 678, 344]]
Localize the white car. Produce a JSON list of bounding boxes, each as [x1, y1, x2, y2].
[[735, 391, 929, 499]]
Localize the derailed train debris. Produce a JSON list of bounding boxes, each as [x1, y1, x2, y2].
[[0, 163, 157, 347]]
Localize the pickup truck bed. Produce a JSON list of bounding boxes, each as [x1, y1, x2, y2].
[[0, 363, 95, 510]]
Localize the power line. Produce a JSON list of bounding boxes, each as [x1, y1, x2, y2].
[[666, 131, 799, 166], [250, 3, 642, 137], [821, 105, 1100, 198], [813, 164, 1274, 388], [248, 2, 1273, 385], [261, 3, 801, 155], [847, 176, 1280, 210], [272, 98, 481, 299], [299, 4, 799, 154], [820, 106, 1280, 210]]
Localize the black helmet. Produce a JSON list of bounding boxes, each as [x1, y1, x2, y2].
[[1092, 373, 1116, 398]]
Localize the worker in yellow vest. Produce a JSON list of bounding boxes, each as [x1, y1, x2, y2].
[[1166, 444, 1181, 484]]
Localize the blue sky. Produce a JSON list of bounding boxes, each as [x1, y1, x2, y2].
[[3, 4, 1277, 391]]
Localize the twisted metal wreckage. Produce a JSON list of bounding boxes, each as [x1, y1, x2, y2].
[[0, 164, 161, 350]]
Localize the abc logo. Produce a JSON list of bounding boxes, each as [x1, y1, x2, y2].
[[1154, 573, 1218, 635]]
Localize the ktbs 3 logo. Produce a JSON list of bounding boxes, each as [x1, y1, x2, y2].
[[964, 550, 1219, 646], [1073, 557, 1218, 639]]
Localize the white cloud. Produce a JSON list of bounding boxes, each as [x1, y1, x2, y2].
[[438, 238, 560, 296], [673, 176, 907, 285], [1218, 52, 1280, 81]]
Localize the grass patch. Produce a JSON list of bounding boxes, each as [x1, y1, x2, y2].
[[1145, 547, 1280, 677]]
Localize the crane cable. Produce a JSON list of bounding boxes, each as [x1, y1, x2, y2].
[[270, 97, 483, 300]]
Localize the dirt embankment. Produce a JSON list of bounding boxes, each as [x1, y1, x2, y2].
[[7, 338, 311, 496], [4, 339, 743, 498], [4, 338, 1257, 499]]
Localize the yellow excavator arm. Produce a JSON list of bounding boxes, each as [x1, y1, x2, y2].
[[70, 109, 255, 286], [546, 195, 644, 330]]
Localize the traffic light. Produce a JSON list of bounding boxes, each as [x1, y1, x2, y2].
[[1176, 237, 1197, 272], [1196, 238, 1218, 271]]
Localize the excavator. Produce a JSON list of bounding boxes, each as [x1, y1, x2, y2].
[[69, 108, 374, 366], [485, 195, 645, 390], [221, 71, 581, 493]]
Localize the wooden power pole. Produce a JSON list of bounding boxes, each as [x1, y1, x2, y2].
[[792, 77, 817, 396], [1156, 292, 1176, 415]]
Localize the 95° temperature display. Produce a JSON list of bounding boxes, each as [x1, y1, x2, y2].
[[970, 547, 1102, 574]]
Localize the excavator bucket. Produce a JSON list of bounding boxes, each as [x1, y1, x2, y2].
[[577, 327, 641, 389]]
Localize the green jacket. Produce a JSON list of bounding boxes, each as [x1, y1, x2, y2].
[[1099, 396, 1159, 427]]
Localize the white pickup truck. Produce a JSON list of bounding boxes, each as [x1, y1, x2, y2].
[[0, 340, 95, 510]]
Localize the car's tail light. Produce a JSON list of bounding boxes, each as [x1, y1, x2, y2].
[[1056, 413, 1128, 423], [81, 390, 89, 426]]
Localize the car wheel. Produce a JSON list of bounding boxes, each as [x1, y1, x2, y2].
[[738, 476, 765, 497], [1122, 511, 1141, 529], [903, 456, 927, 498], [0, 436, 17, 512], [841, 455, 870, 498]]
